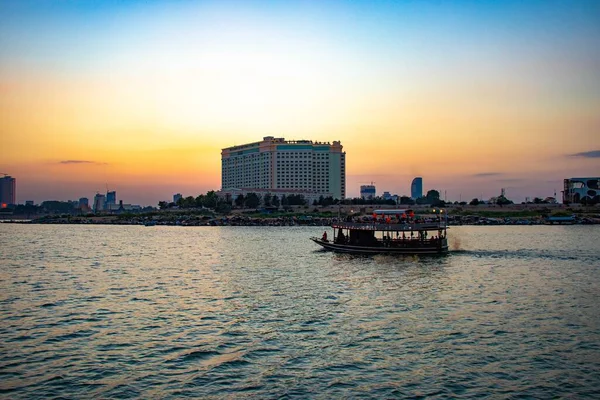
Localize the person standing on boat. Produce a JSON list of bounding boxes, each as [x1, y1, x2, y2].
[[322, 231, 328, 242], [337, 229, 346, 244]]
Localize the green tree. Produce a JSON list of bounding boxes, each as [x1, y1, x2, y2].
[[215, 202, 232, 214], [234, 194, 245, 208], [271, 195, 280, 207], [415, 196, 428, 205], [263, 193, 272, 207], [399, 196, 415, 205], [287, 194, 306, 206], [469, 198, 480, 206], [158, 201, 169, 210], [195, 194, 205, 208], [432, 199, 446, 207], [496, 196, 513, 206], [425, 190, 441, 204], [322, 196, 335, 206], [204, 191, 218, 208], [184, 196, 195, 208], [245, 192, 261, 208]]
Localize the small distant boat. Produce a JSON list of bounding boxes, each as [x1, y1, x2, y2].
[[545, 215, 575, 225], [311, 209, 449, 255]]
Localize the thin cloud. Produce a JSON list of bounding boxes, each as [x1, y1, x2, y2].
[[59, 160, 108, 165], [570, 150, 600, 158], [472, 172, 502, 177]]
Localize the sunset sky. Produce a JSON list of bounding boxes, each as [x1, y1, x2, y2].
[[1, 0, 599, 205]]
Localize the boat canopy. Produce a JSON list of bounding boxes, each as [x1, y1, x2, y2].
[[332, 221, 447, 232], [372, 209, 410, 215]]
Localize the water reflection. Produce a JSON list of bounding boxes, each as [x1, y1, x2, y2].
[[1, 224, 599, 398]]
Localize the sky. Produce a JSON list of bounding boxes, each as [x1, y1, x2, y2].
[[1, 0, 599, 205]]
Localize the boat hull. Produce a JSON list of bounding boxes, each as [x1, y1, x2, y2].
[[311, 238, 449, 255]]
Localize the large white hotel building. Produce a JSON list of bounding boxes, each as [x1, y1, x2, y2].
[[221, 136, 346, 200]]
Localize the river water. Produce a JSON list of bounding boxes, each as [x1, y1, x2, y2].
[[1, 224, 599, 398]]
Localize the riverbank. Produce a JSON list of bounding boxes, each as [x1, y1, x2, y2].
[[2, 208, 599, 226]]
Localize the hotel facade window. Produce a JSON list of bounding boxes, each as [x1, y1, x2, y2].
[[221, 136, 346, 199]]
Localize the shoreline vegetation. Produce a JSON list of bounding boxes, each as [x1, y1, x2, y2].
[[2, 204, 599, 226]]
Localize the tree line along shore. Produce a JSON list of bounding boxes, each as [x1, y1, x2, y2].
[[2, 203, 599, 226]]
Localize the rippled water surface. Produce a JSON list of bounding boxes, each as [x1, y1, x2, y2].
[[1, 224, 599, 398]]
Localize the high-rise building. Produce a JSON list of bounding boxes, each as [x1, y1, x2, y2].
[[221, 136, 346, 199], [411, 177, 423, 200], [173, 193, 182, 203], [78, 197, 90, 212], [106, 191, 116, 206], [93, 193, 106, 212], [360, 184, 376, 199], [0, 175, 16, 207]]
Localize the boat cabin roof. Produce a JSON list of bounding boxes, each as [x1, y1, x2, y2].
[[372, 209, 410, 215], [332, 222, 447, 232]]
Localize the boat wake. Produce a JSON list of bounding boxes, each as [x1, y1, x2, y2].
[[450, 248, 592, 263]]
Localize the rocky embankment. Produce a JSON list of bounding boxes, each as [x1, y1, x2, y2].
[[5, 212, 599, 226]]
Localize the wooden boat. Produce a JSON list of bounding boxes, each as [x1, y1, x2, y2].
[[311, 209, 449, 255]]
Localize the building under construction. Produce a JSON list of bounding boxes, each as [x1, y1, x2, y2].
[[563, 177, 599, 205]]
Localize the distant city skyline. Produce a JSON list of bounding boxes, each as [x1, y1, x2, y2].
[[1, 1, 599, 205]]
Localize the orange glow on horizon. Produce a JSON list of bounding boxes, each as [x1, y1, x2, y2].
[[1, 1, 598, 204]]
